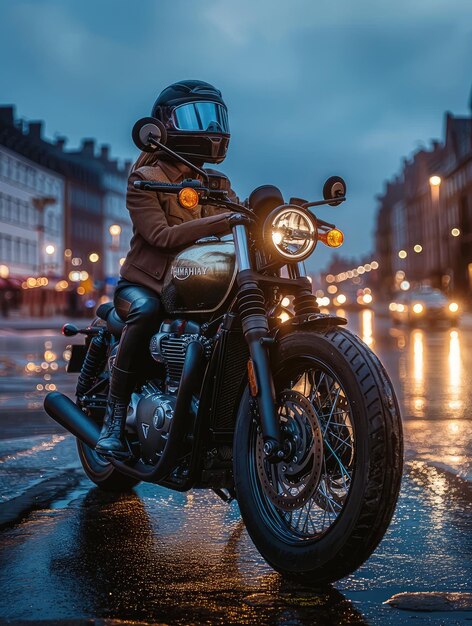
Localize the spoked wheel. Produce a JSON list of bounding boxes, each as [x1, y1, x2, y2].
[[234, 327, 403, 584], [76, 404, 140, 492], [77, 439, 140, 492]]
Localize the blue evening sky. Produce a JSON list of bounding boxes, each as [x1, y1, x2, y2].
[[0, 0, 471, 269]]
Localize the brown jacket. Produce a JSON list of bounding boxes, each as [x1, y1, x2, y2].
[[120, 159, 236, 294]]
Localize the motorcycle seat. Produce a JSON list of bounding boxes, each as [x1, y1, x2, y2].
[[96, 302, 125, 337]]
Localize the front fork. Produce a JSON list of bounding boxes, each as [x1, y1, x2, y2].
[[233, 225, 311, 461]]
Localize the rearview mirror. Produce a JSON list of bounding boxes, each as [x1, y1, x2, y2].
[[323, 176, 346, 206], [132, 117, 167, 152]]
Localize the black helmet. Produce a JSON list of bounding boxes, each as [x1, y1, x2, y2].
[[151, 80, 230, 164]]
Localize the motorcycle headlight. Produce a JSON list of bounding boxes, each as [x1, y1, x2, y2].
[[263, 205, 317, 262]]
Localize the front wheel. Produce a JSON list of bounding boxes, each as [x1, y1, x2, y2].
[[233, 327, 403, 585]]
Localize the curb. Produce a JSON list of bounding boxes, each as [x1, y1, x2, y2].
[[0, 468, 82, 531]]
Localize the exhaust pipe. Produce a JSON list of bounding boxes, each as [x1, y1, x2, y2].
[[44, 391, 100, 449]]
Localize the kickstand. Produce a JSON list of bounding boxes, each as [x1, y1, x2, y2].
[[213, 487, 236, 504]]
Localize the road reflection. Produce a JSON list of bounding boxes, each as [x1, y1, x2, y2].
[[0, 332, 75, 410], [348, 309, 471, 481], [45, 488, 369, 625], [360, 308, 374, 347], [390, 325, 468, 421], [411, 329, 425, 416], [448, 330, 462, 414]]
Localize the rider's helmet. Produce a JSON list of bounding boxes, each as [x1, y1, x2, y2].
[[151, 80, 230, 164]]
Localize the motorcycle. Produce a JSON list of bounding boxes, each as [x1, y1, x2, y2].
[[44, 117, 403, 584]]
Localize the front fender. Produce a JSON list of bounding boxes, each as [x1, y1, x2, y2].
[[271, 312, 347, 341]]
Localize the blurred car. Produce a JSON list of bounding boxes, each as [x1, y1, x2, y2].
[[389, 287, 460, 326]]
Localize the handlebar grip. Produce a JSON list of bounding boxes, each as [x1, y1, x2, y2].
[[133, 180, 183, 192]]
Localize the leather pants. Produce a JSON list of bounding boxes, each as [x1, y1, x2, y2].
[[110, 282, 162, 401]]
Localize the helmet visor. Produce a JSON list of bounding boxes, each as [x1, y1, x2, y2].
[[172, 101, 229, 133]]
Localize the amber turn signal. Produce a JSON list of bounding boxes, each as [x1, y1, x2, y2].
[[247, 359, 258, 397], [319, 228, 344, 248], [178, 187, 199, 210]]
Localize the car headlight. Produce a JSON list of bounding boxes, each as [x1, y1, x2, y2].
[[449, 302, 459, 313], [412, 303, 424, 314], [263, 205, 317, 262]]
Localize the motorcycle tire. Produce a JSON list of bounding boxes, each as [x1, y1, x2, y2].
[[77, 440, 140, 492], [233, 327, 403, 584]]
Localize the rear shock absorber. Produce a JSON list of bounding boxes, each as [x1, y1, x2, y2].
[[76, 329, 110, 398]]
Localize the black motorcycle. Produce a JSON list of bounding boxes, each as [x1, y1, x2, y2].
[[44, 118, 403, 585]]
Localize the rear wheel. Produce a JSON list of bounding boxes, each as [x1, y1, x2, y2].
[[77, 439, 140, 492], [233, 327, 403, 584]]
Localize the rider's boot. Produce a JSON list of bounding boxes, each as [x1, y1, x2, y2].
[[95, 365, 137, 460]]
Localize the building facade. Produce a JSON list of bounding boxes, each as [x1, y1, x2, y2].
[[375, 95, 472, 299], [101, 158, 132, 294], [0, 145, 65, 279], [0, 105, 131, 316]]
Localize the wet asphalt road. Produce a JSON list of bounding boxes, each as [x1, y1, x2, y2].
[[0, 310, 471, 625]]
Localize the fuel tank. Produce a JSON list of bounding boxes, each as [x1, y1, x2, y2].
[[161, 237, 237, 314]]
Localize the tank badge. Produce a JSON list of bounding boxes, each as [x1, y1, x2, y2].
[[172, 265, 209, 281]]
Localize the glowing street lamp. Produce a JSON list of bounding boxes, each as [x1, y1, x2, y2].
[[109, 223, 122, 253], [451, 228, 460, 237], [429, 175, 441, 187], [89, 253, 100, 263], [45, 244, 55, 255], [109, 224, 122, 237]]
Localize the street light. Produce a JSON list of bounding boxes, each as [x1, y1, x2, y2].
[[451, 228, 461, 237], [109, 224, 122, 237], [89, 253, 99, 263], [32, 195, 56, 277], [45, 244, 55, 255], [398, 250, 407, 259], [429, 175, 442, 286], [414, 244, 422, 253], [0, 265, 9, 278]]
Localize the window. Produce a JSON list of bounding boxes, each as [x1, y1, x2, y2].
[[4, 235, 11, 261], [20, 239, 27, 265]]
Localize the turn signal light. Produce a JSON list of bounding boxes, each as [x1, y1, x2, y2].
[[318, 228, 344, 248], [247, 359, 258, 397], [178, 187, 199, 210], [326, 228, 344, 247]]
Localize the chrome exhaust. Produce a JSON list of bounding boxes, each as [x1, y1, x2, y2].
[[44, 391, 100, 448]]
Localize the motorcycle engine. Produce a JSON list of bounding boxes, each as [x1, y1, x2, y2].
[[149, 319, 213, 393], [131, 320, 212, 465], [131, 382, 177, 465]]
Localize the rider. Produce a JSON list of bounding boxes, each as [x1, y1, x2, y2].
[[95, 80, 240, 458]]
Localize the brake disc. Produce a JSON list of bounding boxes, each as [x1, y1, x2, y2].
[[255, 390, 323, 511]]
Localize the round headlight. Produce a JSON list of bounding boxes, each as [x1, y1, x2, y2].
[[263, 205, 317, 261]]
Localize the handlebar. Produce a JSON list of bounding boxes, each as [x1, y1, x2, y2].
[[133, 180, 203, 193], [133, 179, 257, 219], [133, 179, 342, 226]]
